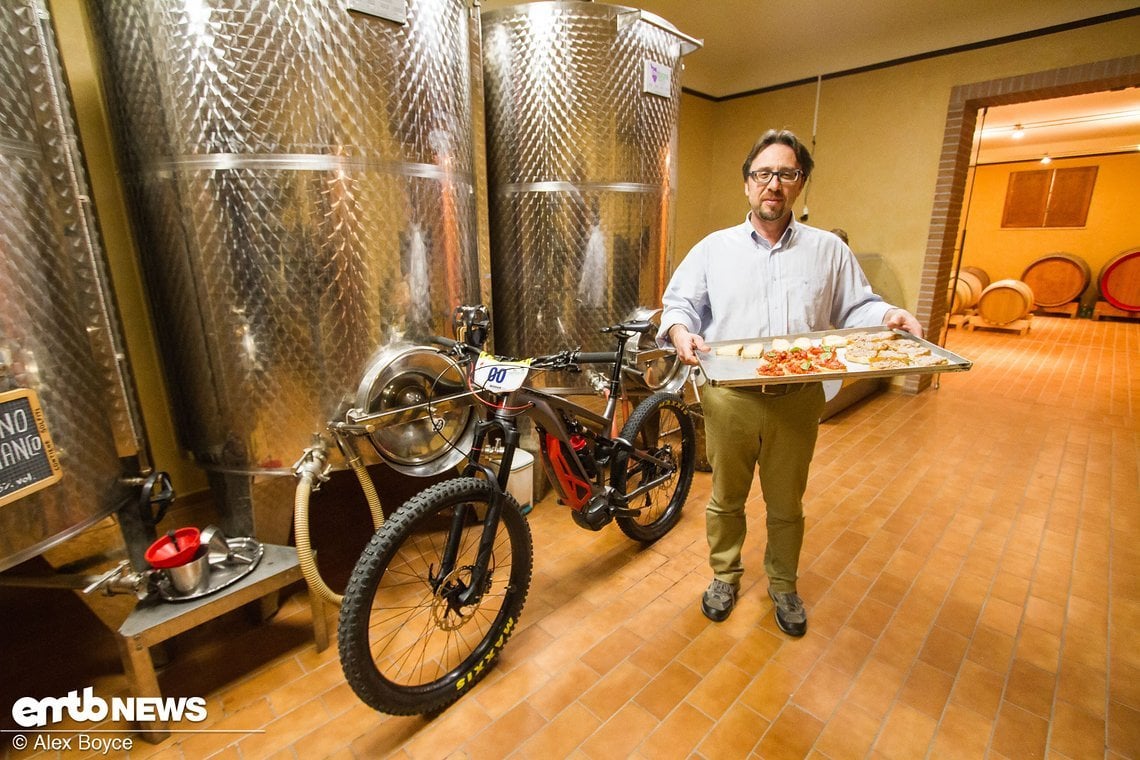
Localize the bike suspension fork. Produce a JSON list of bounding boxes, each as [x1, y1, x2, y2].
[[447, 415, 519, 607]]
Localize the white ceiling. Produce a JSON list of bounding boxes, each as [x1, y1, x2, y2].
[[478, 0, 1140, 164], [973, 90, 1140, 165]]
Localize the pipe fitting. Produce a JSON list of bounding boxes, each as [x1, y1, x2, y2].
[[82, 560, 150, 600], [291, 440, 332, 490]]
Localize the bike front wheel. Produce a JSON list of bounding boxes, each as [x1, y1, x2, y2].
[[338, 477, 533, 715], [610, 392, 695, 542]]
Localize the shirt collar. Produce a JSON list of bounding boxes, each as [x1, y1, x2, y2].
[[744, 212, 797, 251]]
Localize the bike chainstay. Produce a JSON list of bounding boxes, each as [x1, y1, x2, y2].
[[601, 434, 678, 515]]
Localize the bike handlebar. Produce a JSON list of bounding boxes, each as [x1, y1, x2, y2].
[[430, 335, 620, 370], [430, 335, 461, 350]]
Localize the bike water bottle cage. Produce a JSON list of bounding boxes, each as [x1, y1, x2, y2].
[[570, 434, 599, 479]]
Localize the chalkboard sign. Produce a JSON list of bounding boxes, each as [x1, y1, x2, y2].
[[0, 388, 63, 508]]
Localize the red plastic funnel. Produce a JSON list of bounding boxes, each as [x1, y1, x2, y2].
[[144, 527, 201, 569]]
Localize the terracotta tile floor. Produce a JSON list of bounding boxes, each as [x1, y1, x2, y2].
[[2, 315, 1138, 759]]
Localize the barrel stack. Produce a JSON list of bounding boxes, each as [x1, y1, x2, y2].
[[951, 248, 1140, 329], [949, 265, 1036, 335]]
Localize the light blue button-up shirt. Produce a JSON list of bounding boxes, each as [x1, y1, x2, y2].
[[659, 215, 894, 344]]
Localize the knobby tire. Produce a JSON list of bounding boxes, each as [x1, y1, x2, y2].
[[611, 392, 695, 542], [338, 478, 533, 715]]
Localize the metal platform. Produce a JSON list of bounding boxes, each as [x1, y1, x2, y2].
[[116, 544, 327, 742]]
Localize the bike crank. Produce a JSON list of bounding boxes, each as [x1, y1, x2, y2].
[[570, 493, 614, 531]]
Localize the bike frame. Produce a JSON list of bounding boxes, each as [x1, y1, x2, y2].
[[317, 312, 685, 615], [469, 374, 678, 512], [432, 329, 679, 607]]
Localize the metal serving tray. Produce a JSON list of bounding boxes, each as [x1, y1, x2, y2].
[[698, 327, 971, 388], [155, 537, 264, 602]]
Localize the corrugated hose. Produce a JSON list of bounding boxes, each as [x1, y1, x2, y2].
[[293, 444, 384, 607]]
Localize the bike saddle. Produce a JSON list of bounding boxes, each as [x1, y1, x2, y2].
[[604, 320, 654, 335]]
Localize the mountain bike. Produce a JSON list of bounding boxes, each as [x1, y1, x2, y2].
[[335, 304, 696, 715]]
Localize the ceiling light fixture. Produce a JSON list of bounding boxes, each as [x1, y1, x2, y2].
[[1012, 124, 1024, 139], [1040, 153, 1052, 164]]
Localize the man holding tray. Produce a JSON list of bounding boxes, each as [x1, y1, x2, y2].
[[659, 129, 922, 636]]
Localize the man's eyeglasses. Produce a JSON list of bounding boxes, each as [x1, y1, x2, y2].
[[748, 168, 803, 184]]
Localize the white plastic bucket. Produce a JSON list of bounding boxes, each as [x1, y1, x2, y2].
[[490, 449, 534, 514]]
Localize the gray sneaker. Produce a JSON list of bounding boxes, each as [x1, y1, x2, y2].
[[768, 588, 807, 637], [701, 579, 739, 622]]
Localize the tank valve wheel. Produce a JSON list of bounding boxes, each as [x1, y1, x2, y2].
[[138, 471, 176, 526]]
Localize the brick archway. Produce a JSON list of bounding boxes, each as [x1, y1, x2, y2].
[[908, 54, 1140, 393]]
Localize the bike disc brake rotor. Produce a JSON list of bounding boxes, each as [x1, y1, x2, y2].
[[431, 564, 486, 631]]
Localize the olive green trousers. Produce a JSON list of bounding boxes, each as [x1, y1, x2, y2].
[[701, 382, 826, 593]]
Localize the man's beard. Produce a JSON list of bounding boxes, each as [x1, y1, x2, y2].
[[756, 199, 787, 222]]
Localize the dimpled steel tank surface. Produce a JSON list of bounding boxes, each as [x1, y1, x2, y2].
[[481, 2, 699, 383], [88, 0, 487, 489], [0, 1, 147, 571]]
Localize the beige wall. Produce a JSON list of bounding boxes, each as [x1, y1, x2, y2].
[[673, 94, 718, 259], [960, 153, 1140, 305], [672, 16, 1140, 313]]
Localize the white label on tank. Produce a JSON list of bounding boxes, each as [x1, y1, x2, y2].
[[643, 60, 672, 98], [347, 0, 407, 24]]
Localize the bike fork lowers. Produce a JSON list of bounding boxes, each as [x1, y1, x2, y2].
[[442, 419, 517, 607]]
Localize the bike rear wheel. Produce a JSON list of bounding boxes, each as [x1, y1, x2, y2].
[[338, 477, 533, 715], [611, 392, 695, 542]]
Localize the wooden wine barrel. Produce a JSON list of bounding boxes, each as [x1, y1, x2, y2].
[[961, 265, 990, 290], [977, 279, 1035, 325], [1021, 252, 1091, 308], [1098, 248, 1140, 312], [948, 280, 970, 314], [949, 270, 985, 314]]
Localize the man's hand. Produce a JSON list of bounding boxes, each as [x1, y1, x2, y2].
[[883, 308, 924, 338], [668, 324, 709, 366]]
